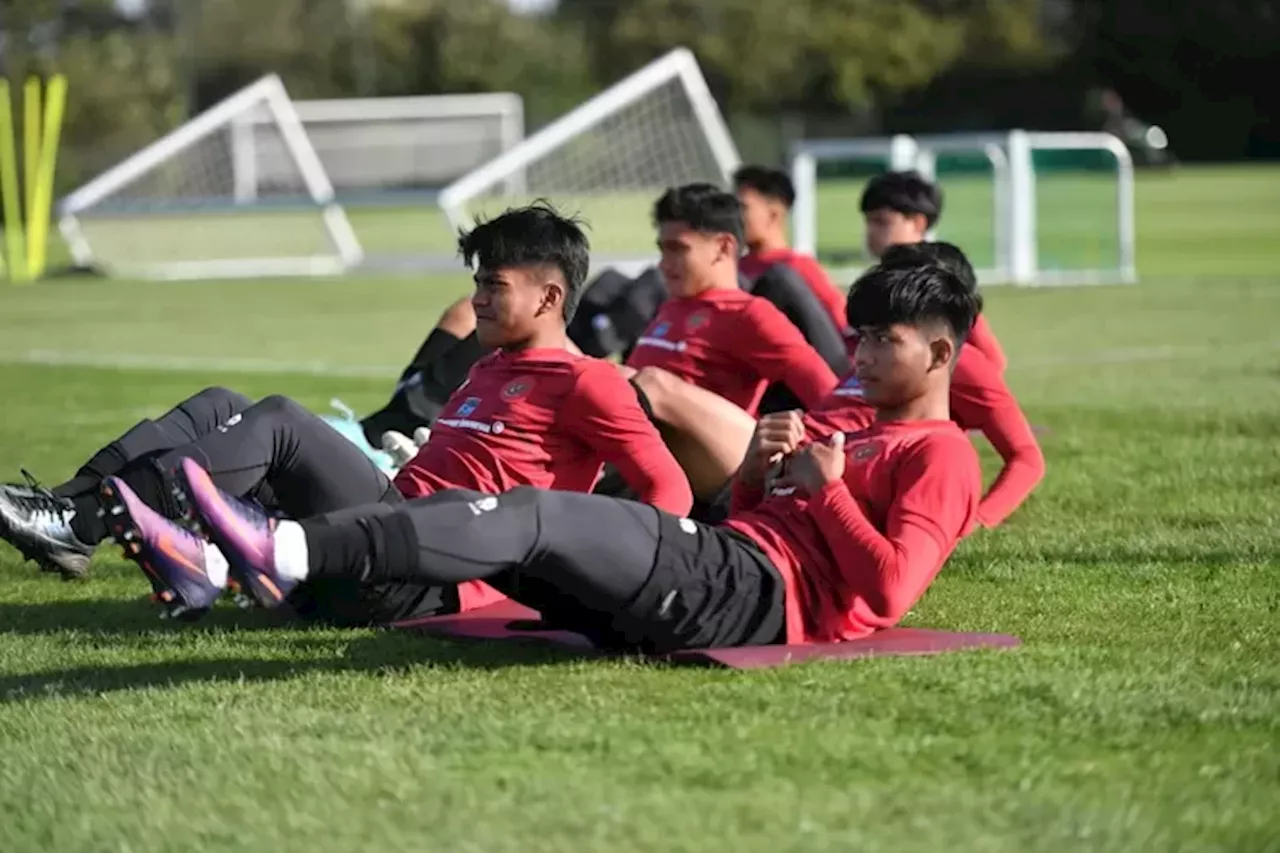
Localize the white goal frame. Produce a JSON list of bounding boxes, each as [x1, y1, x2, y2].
[[229, 93, 526, 201], [438, 47, 741, 272], [57, 75, 364, 281], [790, 130, 1137, 286]]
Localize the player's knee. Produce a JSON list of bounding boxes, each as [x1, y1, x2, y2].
[[190, 386, 253, 411], [255, 394, 309, 421], [631, 366, 684, 422], [436, 296, 477, 338]]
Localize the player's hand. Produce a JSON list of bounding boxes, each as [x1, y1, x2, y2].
[[739, 410, 807, 487], [778, 432, 846, 496], [381, 431, 419, 468]]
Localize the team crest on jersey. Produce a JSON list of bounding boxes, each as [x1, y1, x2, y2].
[[685, 311, 711, 332], [501, 379, 533, 400], [455, 396, 481, 417], [651, 321, 671, 338], [852, 440, 883, 462]]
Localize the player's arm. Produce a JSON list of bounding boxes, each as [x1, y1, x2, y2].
[[740, 300, 840, 408], [802, 435, 980, 623], [952, 351, 1045, 527], [966, 315, 1008, 374], [563, 365, 694, 515]]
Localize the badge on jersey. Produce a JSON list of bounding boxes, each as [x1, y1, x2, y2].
[[501, 379, 533, 400], [852, 440, 883, 462], [455, 396, 481, 417], [685, 311, 711, 332], [651, 321, 671, 338]]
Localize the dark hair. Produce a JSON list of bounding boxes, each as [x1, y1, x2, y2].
[[652, 183, 744, 248], [458, 201, 591, 321], [733, 165, 796, 208], [859, 171, 943, 228], [845, 264, 982, 348], [877, 241, 977, 291]]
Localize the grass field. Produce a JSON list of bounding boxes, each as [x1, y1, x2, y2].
[[0, 165, 1278, 852]]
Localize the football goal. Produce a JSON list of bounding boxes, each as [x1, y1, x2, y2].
[[57, 75, 363, 281], [438, 47, 740, 275], [790, 130, 1137, 286]]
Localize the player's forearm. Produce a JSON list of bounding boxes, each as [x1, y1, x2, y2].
[[618, 454, 694, 516], [807, 481, 941, 622], [978, 410, 1045, 527], [976, 449, 1045, 527]]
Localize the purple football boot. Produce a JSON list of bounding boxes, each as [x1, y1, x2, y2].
[[99, 477, 222, 621], [175, 457, 296, 608]]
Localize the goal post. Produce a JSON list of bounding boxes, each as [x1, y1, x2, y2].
[[438, 47, 740, 274], [789, 129, 1137, 286], [57, 75, 363, 281]]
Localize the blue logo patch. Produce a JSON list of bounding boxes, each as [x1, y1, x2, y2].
[[651, 321, 671, 338], [835, 374, 864, 397], [456, 396, 481, 417]]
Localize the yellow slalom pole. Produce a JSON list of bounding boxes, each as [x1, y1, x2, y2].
[[24, 77, 42, 269], [28, 75, 67, 280], [0, 79, 28, 283]]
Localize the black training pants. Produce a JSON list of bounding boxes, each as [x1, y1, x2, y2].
[[57, 386, 449, 625], [305, 488, 786, 653]]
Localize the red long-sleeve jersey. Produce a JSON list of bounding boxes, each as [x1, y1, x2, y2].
[[396, 347, 693, 610], [724, 419, 982, 643], [814, 337, 1042, 526], [948, 345, 1044, 527], [625, 287, 838, 415], [966, 315, 1007, 374]]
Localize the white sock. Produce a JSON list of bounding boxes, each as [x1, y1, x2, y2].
[[272, 521, 311, 581], [202, 543, 229, 589]]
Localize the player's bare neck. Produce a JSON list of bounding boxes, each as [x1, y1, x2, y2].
[[874, 387, 950, 424], [502, 327, 569, 354], [753, 233, 788, 255]]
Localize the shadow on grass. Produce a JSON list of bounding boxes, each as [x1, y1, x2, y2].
[[0, 597, 596, 702]]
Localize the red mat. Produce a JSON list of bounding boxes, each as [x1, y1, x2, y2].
[[393, 600, 1021, 669]]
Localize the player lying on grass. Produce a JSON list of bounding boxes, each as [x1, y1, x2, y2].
[[595, 183, 839, 501], [618, 184, 838, 485], [860, 170, 1006, 372], [735, 165, 848, 332], [100, 262, 984, 651], [0, 204, 693, 624], [358, 292, 588, 461], [620, 241, 1044, 528]]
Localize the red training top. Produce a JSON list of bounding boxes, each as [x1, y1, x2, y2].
[[740, 248, 847, 332], [805, 344, 1043, 527], [724, 419, 982, 644], [966, 315, 1007, 374], [395, 347, 693, 610], [625, 288, 838, 415]]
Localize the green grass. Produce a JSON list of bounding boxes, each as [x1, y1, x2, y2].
[[0, 165, 1279, 852]]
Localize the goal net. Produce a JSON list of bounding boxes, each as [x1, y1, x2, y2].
[[438, 48, 740, 273], [231, 93, 524, 201], [57, 75, 363, 281], [790, 131, 1137, 286]]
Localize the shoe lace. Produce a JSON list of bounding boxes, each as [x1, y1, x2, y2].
[[10, 469, 74, 520]]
